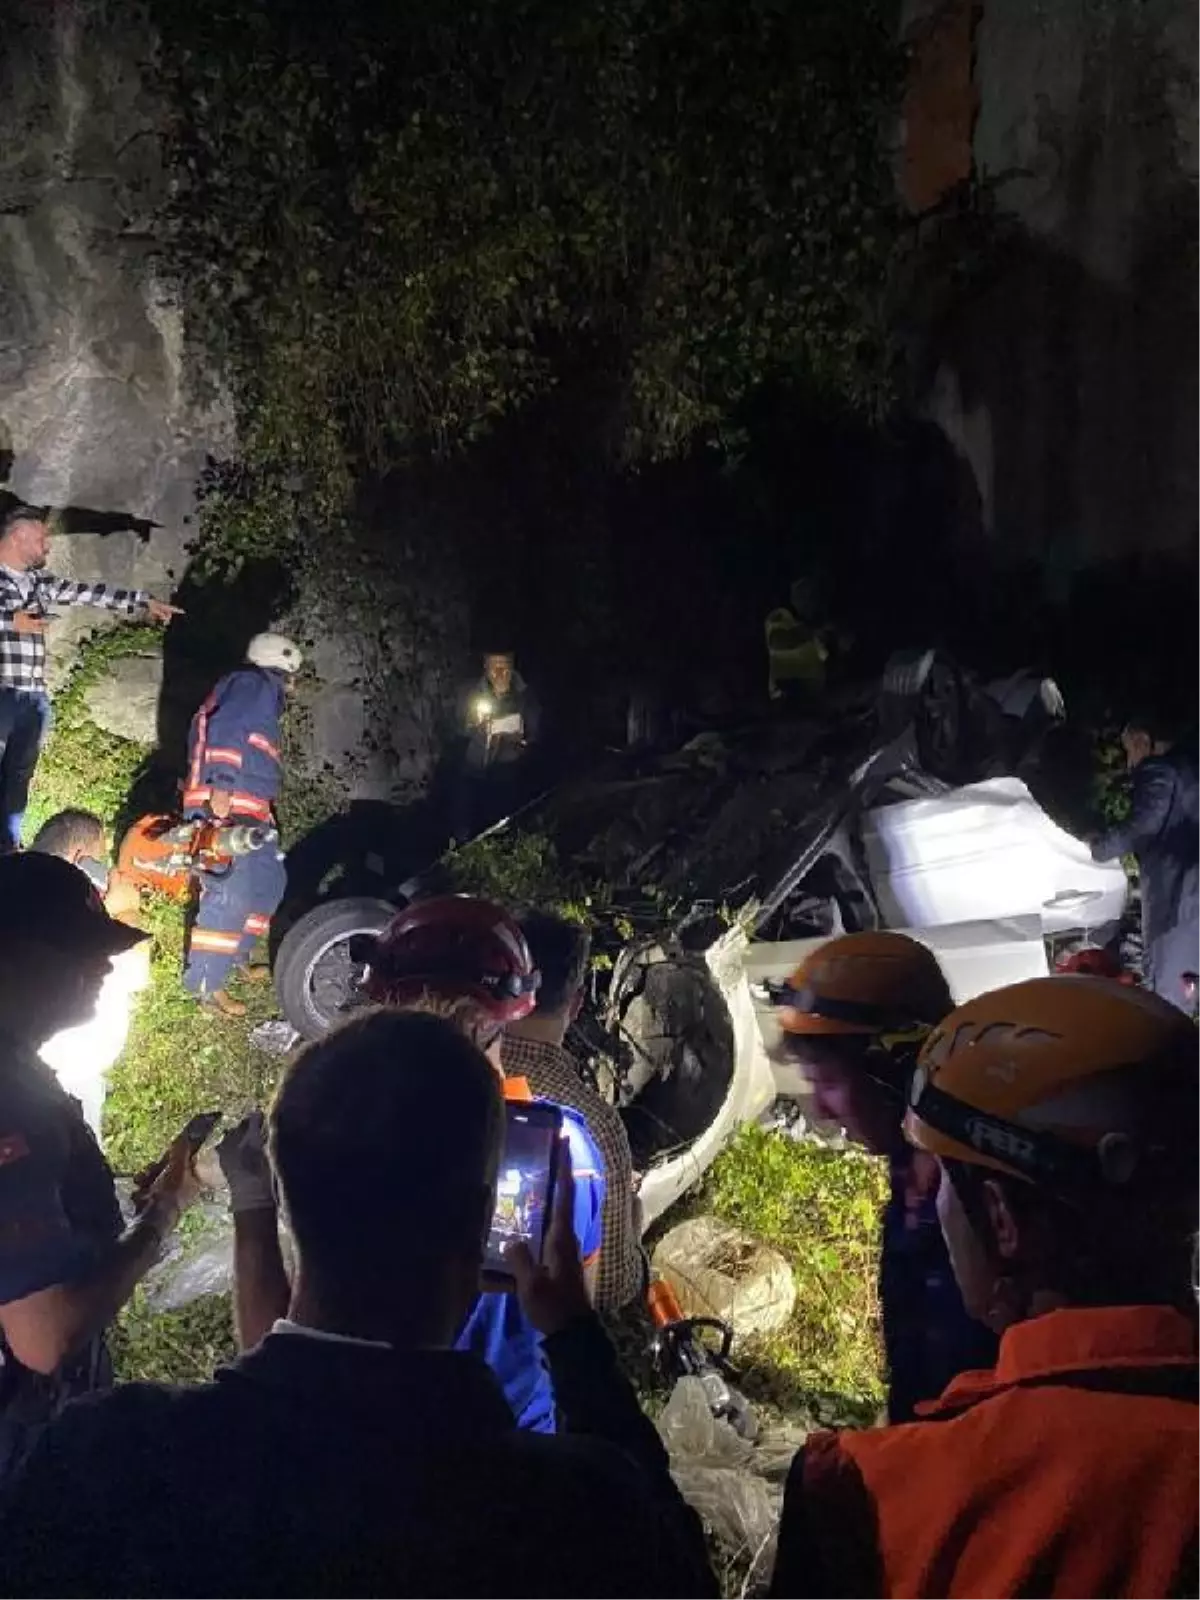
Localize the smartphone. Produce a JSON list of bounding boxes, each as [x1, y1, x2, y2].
[[132, 1110, 222, 1202], [180, 1110, 222, 1156], [483, 1101, 562, 1279]]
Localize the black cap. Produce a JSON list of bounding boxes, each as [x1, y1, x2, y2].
[[0, 852, 149, 958]]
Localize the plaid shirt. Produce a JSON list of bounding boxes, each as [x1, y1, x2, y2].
[[501, 1033, 645, 1311], [0, 568, 149, 692]]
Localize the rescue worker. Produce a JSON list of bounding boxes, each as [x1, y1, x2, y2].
[[214, 896, 608, 1437], [1092, 712, 1199, 1010], [769, 932, 996, 1421], [764, 580, 827, 705], [181, 632, 301, 1017], [455, 650, 539, 839], [771, 976, 1199, 1599], [0, 505, 181, 849]]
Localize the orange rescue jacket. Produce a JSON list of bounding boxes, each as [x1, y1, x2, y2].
[[771, 1305, 1198, 1599]]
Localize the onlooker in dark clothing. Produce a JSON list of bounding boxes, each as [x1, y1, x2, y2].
[[464, 650, 540, 767], [769, 932, 996, 1422], [772, 977, 1199, 1599], [218, 898, 608, 1436], [454, 650, 540, 838], [1093, 715, 1199, 1010], [0, 1011, 714, 1598], [504, 910, 645, 1311], [31, 809, 151, 1136], [0, 853, 198, 1475]]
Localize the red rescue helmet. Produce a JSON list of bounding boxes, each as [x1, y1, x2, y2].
[[363, 895, 541, 1025]]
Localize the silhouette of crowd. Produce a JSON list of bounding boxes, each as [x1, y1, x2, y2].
[[0, 851, 1194, 1598]]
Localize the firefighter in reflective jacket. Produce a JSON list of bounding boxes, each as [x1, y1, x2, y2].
[[181, 633, 301, 1016]]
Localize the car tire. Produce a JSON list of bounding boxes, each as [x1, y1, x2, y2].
[[607, 946, 736, 1170], [274, 897, 395, 1041]]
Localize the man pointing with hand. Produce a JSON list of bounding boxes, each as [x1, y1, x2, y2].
[[0, 505, 182, 849]]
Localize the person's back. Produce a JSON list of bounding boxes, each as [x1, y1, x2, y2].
[[772, 977, 1199, 1599], [1093, 721, 1199, 1005], [1131, 745, 1199, 927], [782, 1304, 1196, 1598], [0, 1328, 704, 1597], [0, 1011, 712, 1597]]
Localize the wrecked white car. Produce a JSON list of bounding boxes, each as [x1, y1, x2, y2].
[[273, 654, 1126, 1232]]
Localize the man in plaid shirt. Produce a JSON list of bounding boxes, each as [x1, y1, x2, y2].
[[503, 910, 646, 1311], [0, 506, 181, 847]]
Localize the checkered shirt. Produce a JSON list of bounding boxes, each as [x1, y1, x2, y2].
[[501, 1033, 645, 1311], [0, 568, 149, 692]]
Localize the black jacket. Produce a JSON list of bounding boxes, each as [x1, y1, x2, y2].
[[0, 1317, 714, 1598], [1094, 748, 1199, 993]]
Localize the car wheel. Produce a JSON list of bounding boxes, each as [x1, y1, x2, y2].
[[607, 945, 736, 1170], [273, 897, 395, 1040]]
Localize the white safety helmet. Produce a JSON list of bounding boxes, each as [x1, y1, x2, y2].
[[246, 632, 303, 674]]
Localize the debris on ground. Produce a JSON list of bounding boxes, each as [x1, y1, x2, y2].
[[659, 1374, 808, 1595], [653, 1216, 797, 1341]]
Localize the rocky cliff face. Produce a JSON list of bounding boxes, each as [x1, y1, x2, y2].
[[0, 1, 456, 807], [899, 0, 1198, 580], [0, 0, 225, 714]]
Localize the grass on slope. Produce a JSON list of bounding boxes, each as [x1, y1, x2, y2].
[[698, 1125, 886, 1423]]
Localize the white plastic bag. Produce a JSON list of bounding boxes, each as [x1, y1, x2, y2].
[[658, 1376, 807, 1591]]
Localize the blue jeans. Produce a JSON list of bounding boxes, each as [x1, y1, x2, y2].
[[0, 689, 51, 847]]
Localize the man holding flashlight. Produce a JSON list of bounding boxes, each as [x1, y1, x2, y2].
[[456, 650, 540, 839]]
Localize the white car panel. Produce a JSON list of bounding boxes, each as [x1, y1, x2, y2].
[[860, 777, 1127, 936], [636, 925, 777, 1232], [636, 779, 1127, 1233]]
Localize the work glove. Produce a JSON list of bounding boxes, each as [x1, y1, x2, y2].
[[216, 1111, 277, 1214]]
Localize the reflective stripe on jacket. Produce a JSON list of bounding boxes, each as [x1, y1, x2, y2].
[[772, 1305, 1199, 1599], [184, 667, 285, 819]]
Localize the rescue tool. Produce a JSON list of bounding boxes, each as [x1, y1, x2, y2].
[[646, 1276, 759, 1441], [118, 814, 279, 900]]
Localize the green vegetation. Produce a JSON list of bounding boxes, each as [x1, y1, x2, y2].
[[1092, 731, 1133, 829], [102, 896, 282, 1172], [444, 830, 593, 921], [110, 1291, 237, 1386], [699, 1126, 886, 1420], [24, 625, 162, 841], [150, 0, 900, 573], [28, 632, 291, 1374]]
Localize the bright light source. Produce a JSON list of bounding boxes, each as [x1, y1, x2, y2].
[[473, 695, 494, 723]]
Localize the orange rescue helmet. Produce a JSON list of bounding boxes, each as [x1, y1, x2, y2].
[[906, 975, 1198, 1188], [771, 931, 953, 1037]]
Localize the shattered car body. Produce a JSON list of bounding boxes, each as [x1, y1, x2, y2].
[[596, 748, 1126, 1230], [272, 658, 1127, 1230]]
